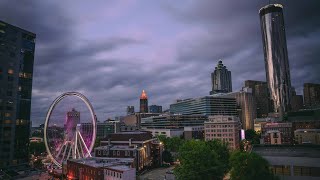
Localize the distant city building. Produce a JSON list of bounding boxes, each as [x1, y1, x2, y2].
[[98, 131, 163, 172], [145, 128, 184, 138], [219, 88, 257, 130], [65, 108, 80, 140], [141, 114, 207, 129], [29, 137, 43, 143], [149, 105, 162, 113], [261, 122, 292, 145], [253, 146, 320, 178], [170, 96, 238, 116], [140, 90, 148, 113], [304, 83, 320, 109], [204, 115, 241, 150], [67, 157, 136, 180], [294, 129, 320, 145], [183, 126, 204, 140], [254, 117, 278, 132], [0, 20, 36, 167], [126, 106, 135, 115], [81, 121, 120, 139], [291, 95, 304, 112], [259, 4, 292, 117], [244, 80, 270, 117], [210, 60, 232, 94], [287, 109, 320, 131], [122, 113, 160, 129]]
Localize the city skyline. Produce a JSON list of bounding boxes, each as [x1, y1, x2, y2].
[[0, 1, 319, 126]]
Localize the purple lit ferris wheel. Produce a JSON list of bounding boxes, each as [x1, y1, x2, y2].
[[44, 92, 96, 168]]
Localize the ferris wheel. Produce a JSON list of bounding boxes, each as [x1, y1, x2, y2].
[[44, 92, 97, 168]]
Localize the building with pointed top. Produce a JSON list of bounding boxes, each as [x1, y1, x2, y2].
[[140, 90, 148, 113], [210, 60, 232, 95]]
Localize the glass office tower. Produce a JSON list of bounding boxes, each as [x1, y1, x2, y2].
[[210, 60, 232, 95], [259, 4, 291, 117], [0, 21, 36, 167]]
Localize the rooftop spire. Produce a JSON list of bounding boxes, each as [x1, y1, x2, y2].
[[140, 90, 148, 99]]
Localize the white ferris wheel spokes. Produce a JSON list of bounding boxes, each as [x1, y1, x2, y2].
[[44, 92, 97, 168]]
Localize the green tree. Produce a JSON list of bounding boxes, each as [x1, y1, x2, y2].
[[205, 140, 230, 174], [29, 142, 46, 156], [94, 137, 101, 148], [174, 140, 226, 180], [229, 151, 279, 180], [245, 129, 260, 144], [166, 136, 185, 152], [162, 150, 174, 163]]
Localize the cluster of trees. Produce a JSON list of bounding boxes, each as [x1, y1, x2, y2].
[[158, 135, 277, 180], [29, 142, 46, 156], [245, 129, 260, 144]]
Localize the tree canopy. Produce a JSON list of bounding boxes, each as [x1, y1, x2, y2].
[[174, 140, 229, 180], [229, 151, 278, 180], [245, 129, 260, 144]]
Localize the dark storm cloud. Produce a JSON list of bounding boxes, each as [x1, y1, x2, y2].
[[164, 0, 320, 93], [1, 1, 319, 126]]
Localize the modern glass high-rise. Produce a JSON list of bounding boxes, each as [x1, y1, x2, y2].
[[259, 4, 292, 117], [210, 60, 232, 95], [0, 20, 36, 167]]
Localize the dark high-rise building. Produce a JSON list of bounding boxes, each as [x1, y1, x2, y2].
[[126, 106, 135, 115], [149, 105, 162, 113], [304, 83, 320, 109], [140, 90, 148, 113], [0, 21, 36, 167], [244, 80, 270, 118], [290, 88, 303, 112], [210, 60, 232, 95], [259, 4, 292, 118]]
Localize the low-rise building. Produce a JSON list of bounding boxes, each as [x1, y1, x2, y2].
[[143, 128, 184, 138], [204, 115, 241, 150], [253, 145, 320, 179], [294, 129, 320, 145], [66, 157, 135, 180], [261, 122, 292, 145], [97, 131, 163, 172]]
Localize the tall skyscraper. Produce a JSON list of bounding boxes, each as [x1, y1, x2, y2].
[[210, 60, 232, 95], [140, 90, 148, 113], [259, 4, 292, 117], [244, 80, 270, 118], [126, 106, 135, 115], [304, 83, 320, 109], [0, 21, 36, 167]]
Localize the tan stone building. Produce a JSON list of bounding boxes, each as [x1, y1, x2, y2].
[[294, 129, 320, 145]]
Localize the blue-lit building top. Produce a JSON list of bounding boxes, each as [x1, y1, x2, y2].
[[169, 95, 238, 116]]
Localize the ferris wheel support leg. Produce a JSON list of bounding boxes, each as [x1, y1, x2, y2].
[[56, 141, 66, 160], [78, 131, 92, 157], [61, 143, 68, 162], [67, 143, 72, 160], [79, 136, 85, 158], [74, 132, 78, 159]]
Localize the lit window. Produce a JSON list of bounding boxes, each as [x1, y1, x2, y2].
[[5, 113, 11, 117], [8, 69, 14, 74]]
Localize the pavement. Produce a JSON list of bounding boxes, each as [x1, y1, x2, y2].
[[138, 166, 175, 180]]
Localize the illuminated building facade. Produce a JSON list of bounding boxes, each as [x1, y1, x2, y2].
[[259, 4, 292, 117], [210, 60, 232, 95], [219, 89, 257, 130], [0, 20, 36, 167], [140, 90, 148, 113], [97, 131, 163, 172], [204, 115, 241, 150]]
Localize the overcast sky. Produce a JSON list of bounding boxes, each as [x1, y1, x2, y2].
[[1, 0, 319, 126]]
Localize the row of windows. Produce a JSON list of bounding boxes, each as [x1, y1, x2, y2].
[[206, 133, 234, 137], [205, 129, 233, 133], [106, 170, 123, 178], [205, 124, 235, 128]]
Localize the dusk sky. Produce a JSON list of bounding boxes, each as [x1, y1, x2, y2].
[[1, 0, 319, 126]]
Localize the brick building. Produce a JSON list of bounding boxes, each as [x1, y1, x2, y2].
[[96, 131, 163, 172], [204, 115, 241, 150], [261, 122, 293, 145], [66, 157, 135, 180]]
